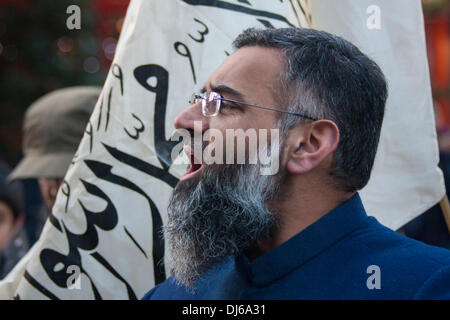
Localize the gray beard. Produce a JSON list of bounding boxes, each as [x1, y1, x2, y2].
[[165, 162, 284, 290]]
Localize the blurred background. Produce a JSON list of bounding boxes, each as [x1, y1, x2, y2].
[[0, 0, 129, 166], [0, 0, 448, 249], [0, 0, 129, 248]]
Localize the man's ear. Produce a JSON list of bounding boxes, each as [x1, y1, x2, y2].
[[286, 120, 340, 175]]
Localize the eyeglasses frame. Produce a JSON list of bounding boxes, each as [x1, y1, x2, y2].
[[189, 91, 318, 121]]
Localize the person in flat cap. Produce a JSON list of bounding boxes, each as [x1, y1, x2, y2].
[[8, 86, 101, 240]]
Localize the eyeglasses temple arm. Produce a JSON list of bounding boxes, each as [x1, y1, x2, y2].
[[220, 97, 317, 121]]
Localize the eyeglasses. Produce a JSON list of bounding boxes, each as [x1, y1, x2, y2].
[[189, 91, 317, 120]]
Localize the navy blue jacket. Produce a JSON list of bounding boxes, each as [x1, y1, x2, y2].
[[143, 193, 450, 299]]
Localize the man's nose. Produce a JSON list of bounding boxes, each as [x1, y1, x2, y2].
[[174, 102, 209, 133]]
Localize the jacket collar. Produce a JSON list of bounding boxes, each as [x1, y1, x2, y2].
[[236, 192, 369, 287]]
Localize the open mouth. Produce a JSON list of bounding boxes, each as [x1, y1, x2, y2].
[[180, 145, 203, 181]]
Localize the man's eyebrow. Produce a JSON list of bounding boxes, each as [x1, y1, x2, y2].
[[202, 84, 245, 100]]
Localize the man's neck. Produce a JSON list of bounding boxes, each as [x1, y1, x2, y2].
[[249, 177, 355, 260]]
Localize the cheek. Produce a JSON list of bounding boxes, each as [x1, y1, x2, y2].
[[43, 194, 55, 209], [40, 187, 50, 202], [208, 114, 269, 145], [39, 184, 58, 208], [0, 222, 14, 250], [207, 114, 277, 164]]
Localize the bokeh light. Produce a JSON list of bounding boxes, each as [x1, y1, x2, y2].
[[57, 37, 74, 53], [102, 37, 117, 60], [83, 56, 100, 74]]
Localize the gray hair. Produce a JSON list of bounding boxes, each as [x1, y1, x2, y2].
[[233, 28, 388, 192], [165, 162, 281, 289]]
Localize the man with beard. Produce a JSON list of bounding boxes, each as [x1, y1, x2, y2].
[[143, 28, 450, 299]]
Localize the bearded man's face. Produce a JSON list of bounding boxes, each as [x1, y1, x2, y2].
[[166, 46, 287, 289]]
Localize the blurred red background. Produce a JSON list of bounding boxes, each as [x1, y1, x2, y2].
[[425, 0, 450, 153], [0, 0, 130, 166]]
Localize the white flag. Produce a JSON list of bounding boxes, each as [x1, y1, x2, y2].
[[0, 0, 443, 299]]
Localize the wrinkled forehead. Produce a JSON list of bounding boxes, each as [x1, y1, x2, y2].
[[204, 46, 285, 102]]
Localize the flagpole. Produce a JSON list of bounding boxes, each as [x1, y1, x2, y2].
[[439, 195, 450, 233]]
